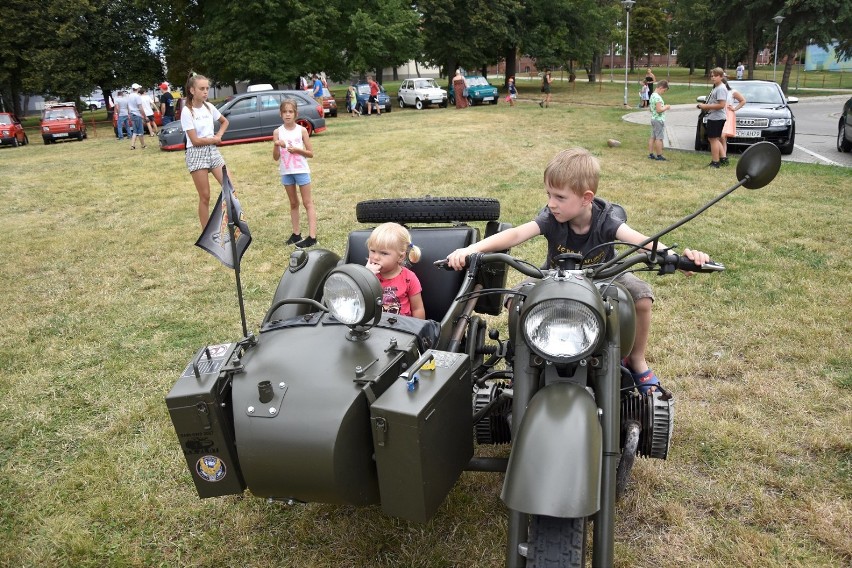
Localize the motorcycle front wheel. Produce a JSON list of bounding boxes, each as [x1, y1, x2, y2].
[[526, 515, 587, 567]]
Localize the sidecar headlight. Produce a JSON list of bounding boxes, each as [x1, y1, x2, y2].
[[323, 265, 382, 328], [523, 300, 602, 363]]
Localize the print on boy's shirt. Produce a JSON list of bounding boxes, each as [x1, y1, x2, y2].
[[382, 286, 401, 314], [552, 245, 608, 267]]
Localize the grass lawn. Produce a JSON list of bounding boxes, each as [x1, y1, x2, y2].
[[1, 98, 850, 568]]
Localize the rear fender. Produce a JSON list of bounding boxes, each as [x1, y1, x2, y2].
[[501, 382, 601, 517]]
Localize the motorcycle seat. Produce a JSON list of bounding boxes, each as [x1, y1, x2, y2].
[[342, 227, 477, 322]]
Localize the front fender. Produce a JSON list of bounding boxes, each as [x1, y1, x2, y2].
[[501, 382, 601, 517]]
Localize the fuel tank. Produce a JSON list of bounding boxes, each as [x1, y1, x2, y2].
[[232, 316, 420, 505]]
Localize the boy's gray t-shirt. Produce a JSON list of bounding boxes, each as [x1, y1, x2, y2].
[[534, 199, 624, 268], [707, 84, 728, 120]]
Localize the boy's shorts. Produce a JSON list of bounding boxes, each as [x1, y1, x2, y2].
[[281, 173, 311, 186], [705, 119, 725, 138], [615, 272, 654, 302], [651, 119, 665, 140]]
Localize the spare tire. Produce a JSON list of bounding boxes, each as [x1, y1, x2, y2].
[[356, 197, 500, 224]]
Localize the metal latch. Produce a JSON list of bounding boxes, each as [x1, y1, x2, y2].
[[372, 417, 387, 446]]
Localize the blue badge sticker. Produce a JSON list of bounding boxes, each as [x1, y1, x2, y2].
[[196, 455, 227, 482]]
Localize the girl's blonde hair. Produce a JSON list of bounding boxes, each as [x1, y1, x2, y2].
[[366, 223, 421, 264], [279, 98, 299, 116]]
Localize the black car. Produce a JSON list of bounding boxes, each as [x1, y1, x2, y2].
[[695, 80, 797, 155], [838, 96, 852, 152], [158, 90, 326, 151]]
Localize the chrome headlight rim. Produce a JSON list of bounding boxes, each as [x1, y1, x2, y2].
[[322, 264, 382, 328], [521, 298, 604, 364]]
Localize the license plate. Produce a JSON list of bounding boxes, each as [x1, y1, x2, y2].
[[431, 99, 442, 103], [55, 133, 68, 137], [483, 97, 493, 102], [736, 129, 760, 138]]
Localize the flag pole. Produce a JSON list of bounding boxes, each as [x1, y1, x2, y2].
[[227, 218, 249, 339]]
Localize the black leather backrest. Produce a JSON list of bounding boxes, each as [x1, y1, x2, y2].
[[343, 227, 477, 321]]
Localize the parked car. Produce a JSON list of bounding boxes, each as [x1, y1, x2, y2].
[[695, 80, 797, 155], [354, 83, 392, 114], [0, 113, 28, 147], [158, 90, 326, 151], [80, 96, 104, 111], [837, 96, 852, 152], [321, 88, 338, 117], [448, 76, 499, 106], [40, 102, 87, 144], [398, 78, 448, 110]]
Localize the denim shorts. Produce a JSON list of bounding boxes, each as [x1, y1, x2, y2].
[[281, 173, 311, 186], [130, 114, 144, 134]]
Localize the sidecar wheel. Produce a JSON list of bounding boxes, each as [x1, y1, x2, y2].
[[526, 515, 587, 567], [356, 197, 500, 224]]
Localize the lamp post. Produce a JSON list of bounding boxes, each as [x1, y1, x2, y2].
[[666, 34, 672, 81], [773, 15, 784, 82], [622, 0, 635, 106]]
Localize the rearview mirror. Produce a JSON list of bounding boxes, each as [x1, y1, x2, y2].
[[737, 142, 782, 189]]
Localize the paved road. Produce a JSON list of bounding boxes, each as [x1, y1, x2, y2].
[[623, 94, 852, 167]]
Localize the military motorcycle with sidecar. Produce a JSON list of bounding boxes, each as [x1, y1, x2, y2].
[[166, 143, 782, 567]]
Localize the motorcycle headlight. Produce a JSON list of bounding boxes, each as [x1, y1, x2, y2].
[[770, 118, 791, 127], [522, 299, 603, 363], [323, 264, 382, 328]]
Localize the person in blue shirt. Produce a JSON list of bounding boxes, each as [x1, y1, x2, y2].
[[311, 74, 323, 106]]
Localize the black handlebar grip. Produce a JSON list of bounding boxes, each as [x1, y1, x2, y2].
[[676, 256, 725, 273]]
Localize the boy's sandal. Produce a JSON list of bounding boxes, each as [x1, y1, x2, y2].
[[630, 368, 660, 394], [621, 358, 661, 394]]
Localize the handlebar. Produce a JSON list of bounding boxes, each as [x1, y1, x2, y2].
[[434, 253, 544, 279], [436, 251, 723, 280]]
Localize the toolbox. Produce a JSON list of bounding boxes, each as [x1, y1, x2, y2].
[[370, 350, 472, 522], [166, 343, 246, 498]]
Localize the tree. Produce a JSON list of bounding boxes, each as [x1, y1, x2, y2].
[[344, 0, 422, 82], [416, 0, 522, 89], [0, 0, 40, 115]]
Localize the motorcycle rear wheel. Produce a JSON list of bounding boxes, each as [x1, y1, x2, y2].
[[526, 515, 587, 567]]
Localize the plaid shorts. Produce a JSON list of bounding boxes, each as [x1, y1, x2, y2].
[[185, 145, 225, 173]]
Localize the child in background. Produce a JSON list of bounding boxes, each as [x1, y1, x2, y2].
[[272, 99, 317, 248], [639, 80, 650, 108], [346, 84, 360, 117], [365, 223, 425, 319], [506, 77, 518, 106], [446, 148, 710, 393]]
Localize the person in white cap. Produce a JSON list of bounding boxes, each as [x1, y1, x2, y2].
[[128, 83, 147, 149]]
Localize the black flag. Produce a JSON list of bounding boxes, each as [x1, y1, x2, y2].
[[195, 166, 252, 269]]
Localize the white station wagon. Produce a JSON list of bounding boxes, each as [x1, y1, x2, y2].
[[397, 78, 448, 110]]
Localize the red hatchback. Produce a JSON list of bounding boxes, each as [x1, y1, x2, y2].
[[0, 113, 28, 147], [40, 103, 87, 144]]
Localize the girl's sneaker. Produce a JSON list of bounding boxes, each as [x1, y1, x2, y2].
[[285, 233, 302, 245], [295, 236, 317, 249]]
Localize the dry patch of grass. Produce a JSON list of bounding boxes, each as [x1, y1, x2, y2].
[[1, 102, 849, 567]]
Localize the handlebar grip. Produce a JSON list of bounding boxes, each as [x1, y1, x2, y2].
[[433, 258, 454, 271], [676, 256, 725, 273]]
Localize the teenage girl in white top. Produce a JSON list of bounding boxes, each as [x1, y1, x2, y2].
[[181, 74, 229, 228]]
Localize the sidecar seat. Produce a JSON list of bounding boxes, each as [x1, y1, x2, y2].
[[342, 227, 477, 322]]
